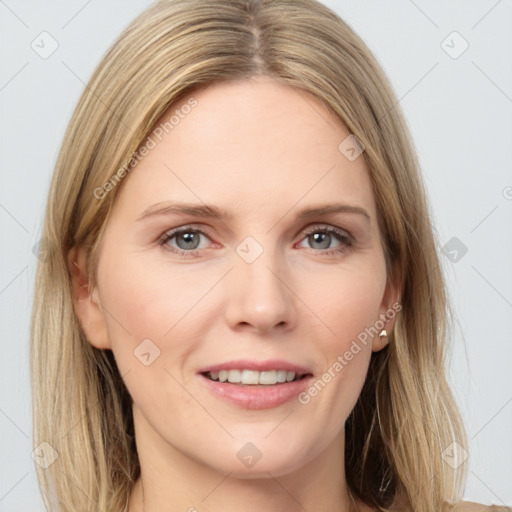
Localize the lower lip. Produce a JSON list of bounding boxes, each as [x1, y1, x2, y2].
[[198, 374, 313, 410]]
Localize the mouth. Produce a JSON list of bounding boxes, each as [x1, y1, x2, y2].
[[201, 369, 310, 385], [197, 360, 314, 409]]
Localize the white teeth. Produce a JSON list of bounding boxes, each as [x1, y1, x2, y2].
[[258, 370, 277, 385], [207, 369, 301, 385], [276, 370, 287, 383], [227, 369, 242, 383], [241, 370, 259, 385]]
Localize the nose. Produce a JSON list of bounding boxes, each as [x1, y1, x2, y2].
[[224, 248, 297, 335]]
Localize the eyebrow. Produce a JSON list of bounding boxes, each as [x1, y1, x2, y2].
[[136, 201, 371, 223]]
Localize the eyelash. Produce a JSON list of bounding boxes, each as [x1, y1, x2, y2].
[[158, 224, 353, 257]]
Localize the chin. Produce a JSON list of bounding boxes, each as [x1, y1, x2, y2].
[[200, 435, 319, 479], [216, 458, 308, 480]]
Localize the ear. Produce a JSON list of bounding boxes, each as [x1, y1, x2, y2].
[[372, 267, 402, 353], [68, 245, 111, 350]]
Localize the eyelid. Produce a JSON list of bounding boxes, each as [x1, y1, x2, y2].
[[300, 222, 353, 242], [158, 222, 354, 256], [160, 222, 352, 242], [159, 223, 215, 241]]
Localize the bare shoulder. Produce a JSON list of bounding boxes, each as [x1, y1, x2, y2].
[[362, 498, 511, 512], [388, 500, 512, 512], [447, 501, 512, 512]]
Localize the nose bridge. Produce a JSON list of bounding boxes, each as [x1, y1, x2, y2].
[[225, 235, 295, 331]]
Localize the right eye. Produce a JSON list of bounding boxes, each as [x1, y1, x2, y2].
[[159, 226, 214, 256]]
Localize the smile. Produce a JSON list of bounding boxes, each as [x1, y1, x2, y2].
[[203, 369, 306, 385]]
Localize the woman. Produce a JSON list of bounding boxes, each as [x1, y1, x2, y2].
[[30, 1, 510, 511]]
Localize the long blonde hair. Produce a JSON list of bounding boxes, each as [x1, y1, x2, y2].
[[31, 1, 468, 510]]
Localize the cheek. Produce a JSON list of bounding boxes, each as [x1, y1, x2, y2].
[[295, 261, 385, 410], [95, 250, 225, 391], [94, 258, 199, 421], [331, 280, 382, 342], [97, 250, 214, 340], [302, 260, 386, 346]]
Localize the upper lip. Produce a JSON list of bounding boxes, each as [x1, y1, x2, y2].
[[198, 359, 312, 375]]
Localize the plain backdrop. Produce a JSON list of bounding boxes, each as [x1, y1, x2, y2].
[[1, 0, 511, 510]]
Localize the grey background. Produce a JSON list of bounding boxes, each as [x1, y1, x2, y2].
[[1, 0, 511, 509]]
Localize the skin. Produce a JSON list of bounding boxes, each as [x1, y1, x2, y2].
[[70, 76, 399, 512]]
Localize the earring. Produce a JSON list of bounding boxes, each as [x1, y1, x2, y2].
[[378, 329, 387, 338]]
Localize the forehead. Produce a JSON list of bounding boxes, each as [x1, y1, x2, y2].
[[111, 77, 376, 223]]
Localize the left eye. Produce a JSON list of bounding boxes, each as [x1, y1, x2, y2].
[[298, 227, 352, 253], [159, 225, 352, 256]]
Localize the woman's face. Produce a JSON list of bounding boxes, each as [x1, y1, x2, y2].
[[78, 76, 398, 478]]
